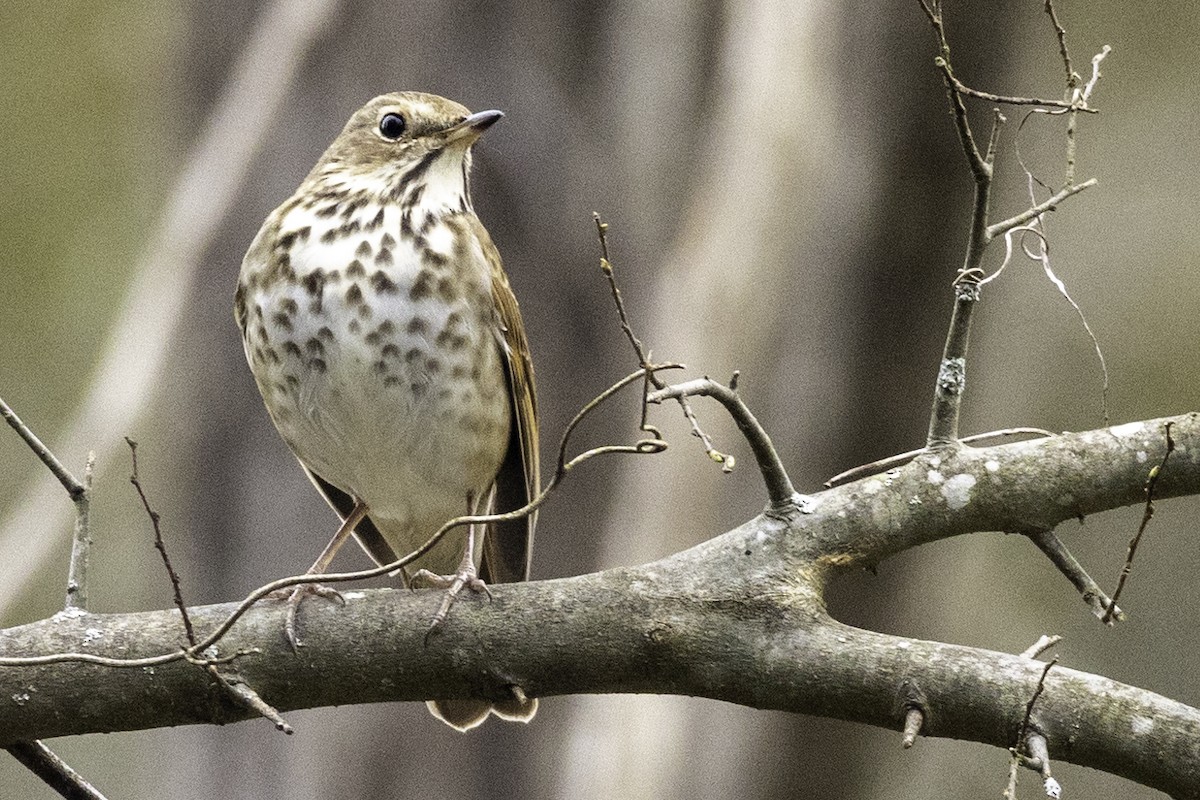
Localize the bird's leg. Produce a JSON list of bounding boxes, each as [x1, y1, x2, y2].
[[412, 492, 492, 636], [283, 498, 368, 649]]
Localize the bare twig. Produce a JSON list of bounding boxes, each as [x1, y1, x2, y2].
[[1044, 0, 1076, 89], [594, 214, 652, 378], [0, 396, 85, 498], [935, 62, 1098, 114], [205, 666, 293, 735], [65, 452, 95, 612], [1017, 659, 1056, 744], [824, 428, 1055, 488], [594, 213, 733, 470], [126, 438, 195, 646], [1103, 422, 1175, 623], [4, 741, 108, 800], [647, 377, 796, 508], [0, 399, 107, 794], [986, 178, 1097, 239], [1020, 635, 1062, 660], [0, 398, 97, 612], [901, 707, 923, 748], [1007, 658, 1058, 798], [1027, 529, 1121, 624], [921, 5, 1102, 450], [1030, 733, 1062, 797]]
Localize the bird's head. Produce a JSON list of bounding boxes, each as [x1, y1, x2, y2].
[[308, 91, 502, 212]]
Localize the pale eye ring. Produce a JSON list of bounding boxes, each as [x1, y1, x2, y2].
[[379, 113, 407, 140]]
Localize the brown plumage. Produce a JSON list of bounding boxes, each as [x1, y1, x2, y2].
[[237, 92, 538, 730]]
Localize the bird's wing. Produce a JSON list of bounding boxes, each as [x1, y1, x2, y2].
[[472, 217, 539, 584]]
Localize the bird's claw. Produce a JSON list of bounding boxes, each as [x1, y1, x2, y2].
[[413, 568, 491, 644], [278, 583, 344, 651]]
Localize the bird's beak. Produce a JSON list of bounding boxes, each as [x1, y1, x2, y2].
[[443, 110, 504, 145]]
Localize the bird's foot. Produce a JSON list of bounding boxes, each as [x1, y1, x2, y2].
[[273, 583, 344, 651], [412, 567, 492, 642]]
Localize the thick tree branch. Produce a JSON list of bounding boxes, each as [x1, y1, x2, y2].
[[1, 413, 1197, 795]]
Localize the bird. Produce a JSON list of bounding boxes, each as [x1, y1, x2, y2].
[[235, 92, 539, 731]]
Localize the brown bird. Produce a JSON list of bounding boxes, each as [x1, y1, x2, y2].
[[235, 92, 538, 730]]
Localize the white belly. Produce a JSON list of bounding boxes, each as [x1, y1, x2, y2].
[[240, 203, 511, 561]]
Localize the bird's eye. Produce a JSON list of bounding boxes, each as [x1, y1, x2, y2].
[[379, 113, 407, 140]]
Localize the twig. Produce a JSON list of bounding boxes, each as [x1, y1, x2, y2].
[[986, 178, 1097, 239], [126, 438, 195, 646], [594, 214, 652, 380], [594, 213, 734, 470], [1044, 0, 1076, 89], [1020, 635, 1062, 660], [1027, 529, 1122, 624], [1102, 421, 1175, 623], [1006, 658, 1058, 798], [4, 741, 108, 800], [65, 452, 95, 612], [0, 399, 107, 794], [935, 63, 1098, 114], [205, 666, 293, 735], [647, 377, 796, 508], [824, 428, 1055, 488], [920, 4, 1102, 450], [0, 397, 96, 611], [1027, 732, 1062, 798], [901, 707, 923, 748], [1016, 659, 1055, 748], [925, 284, 976, 448], [0, 396, 85, 498]]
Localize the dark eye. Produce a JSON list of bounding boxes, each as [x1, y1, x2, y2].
[[379, 113, 407, 140]]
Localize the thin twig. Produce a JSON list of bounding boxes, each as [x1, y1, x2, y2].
[[1044, 0, 1076, 89], [0, 396, 85, 498], [921, 5, 1103, 451], [65, 452, 95, 612], [901, 707, 924, 748], [595, 214, 653, 382], [986, 178, 1097, 239], [647, 377, 796, 508], [922, 9, 995, 447], [594, 213, 733, 469], [0, 401, 107, 794], [126, 438, 196, 646], [206, 666, 293, 734], [937, 66, 1098, 114], [1027, 529, 1121, 624], [4, 741, 108, 800], [934, 58, 989, 180], [1020, 634, 1062, 660], [824, 428, 1055, 488], [1102, 421, 1175, 623], [1007, 657, 1057, 798], [1016, 659, 1056, 746]]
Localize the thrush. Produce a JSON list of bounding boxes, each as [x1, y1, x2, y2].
[[235, 92, 539, 731]]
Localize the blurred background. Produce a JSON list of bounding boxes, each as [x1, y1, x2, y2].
[[1, 0, 1197, 797]]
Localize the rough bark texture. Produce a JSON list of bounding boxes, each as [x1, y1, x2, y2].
[[3, 414, 1197, 796]]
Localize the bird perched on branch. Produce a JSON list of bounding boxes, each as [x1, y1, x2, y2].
[[236, 92, 539, 731]]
